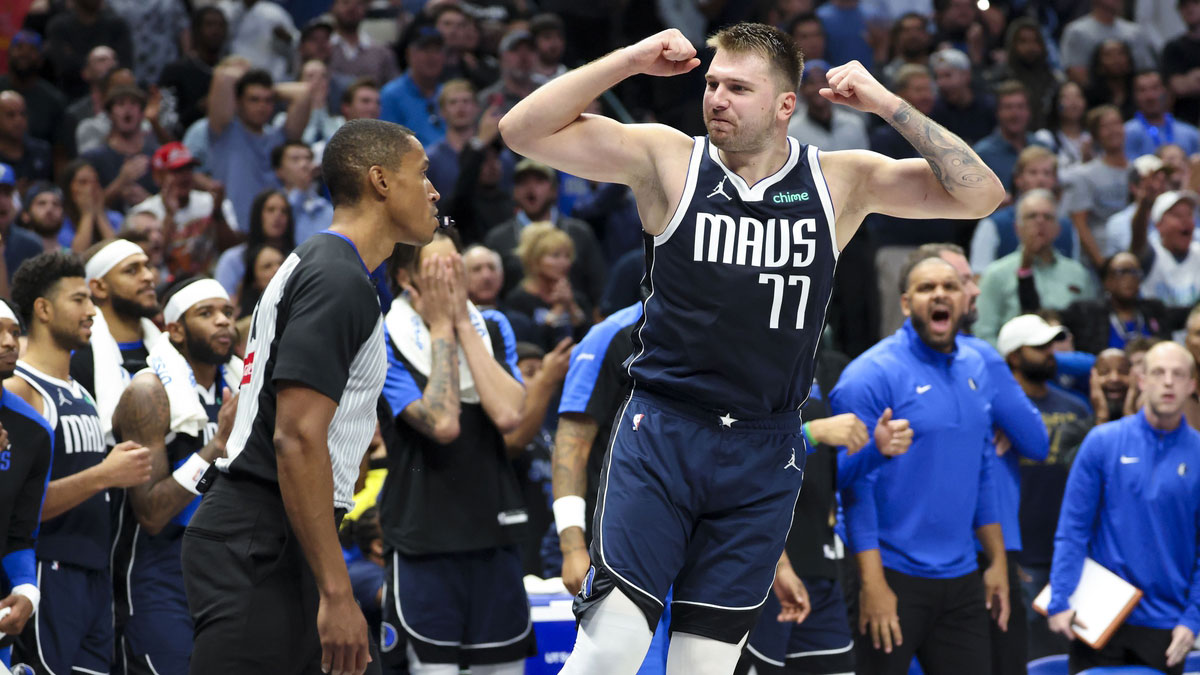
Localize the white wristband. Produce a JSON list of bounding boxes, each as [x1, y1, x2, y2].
[[172, 453, 211, 496], [553, 496, 587, 536], [12, 583, 39, 614]]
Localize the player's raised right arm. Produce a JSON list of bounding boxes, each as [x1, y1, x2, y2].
[[499, 29, 699, 187]]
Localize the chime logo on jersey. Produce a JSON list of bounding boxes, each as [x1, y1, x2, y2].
[[692, 214, 820, 268]]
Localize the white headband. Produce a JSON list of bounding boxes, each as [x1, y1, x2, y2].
[[0, 302, 17, 324], [163, 279, 230, 325], [85, 240, 146, 282]]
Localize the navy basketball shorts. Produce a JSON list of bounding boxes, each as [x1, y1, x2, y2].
[[121, 575, 192, 675], [576, 388, 806, 644], [745, 577, 855, 674], [12, 560, 113, 675], [382, 546, 537, 667]]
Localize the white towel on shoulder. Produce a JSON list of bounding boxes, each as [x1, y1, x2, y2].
[[91, 310, 163, 444], [144, 338, 243, 437], [384, 295, 492, 405]]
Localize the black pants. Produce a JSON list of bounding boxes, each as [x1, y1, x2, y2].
[[980, 551, 1027, 675], [1069, 623, 1183, 675], [182, 474, 380, 675], [855, 568, 991, 675]]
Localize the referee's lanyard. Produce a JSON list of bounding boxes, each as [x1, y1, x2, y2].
[[1135, 112, 1175, 148]]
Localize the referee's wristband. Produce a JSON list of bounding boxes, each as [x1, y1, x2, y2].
[[553, 496, 587, 535], [802, 421, 816, 446], [172, 453, 211, 496], [11, 583, 39, 615]]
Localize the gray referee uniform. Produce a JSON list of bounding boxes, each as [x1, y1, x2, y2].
[[182, 232, 386, 675]]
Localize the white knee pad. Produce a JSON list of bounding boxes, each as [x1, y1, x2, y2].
[[558, 588, 655, 675], [470, 659, 526, 675], [665, 631, 748, 675], [406, 644, 459, 675]]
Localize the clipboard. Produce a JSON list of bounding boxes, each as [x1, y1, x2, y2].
[[1032, 558, 1143, 650]]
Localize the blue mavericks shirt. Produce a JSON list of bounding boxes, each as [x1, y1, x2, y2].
[[14, 361, 108, 570], [628, 136, 839, 418]]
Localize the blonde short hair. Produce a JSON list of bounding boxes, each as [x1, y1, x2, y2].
[[516, 223, 574, 278], [706, 22, 802, 93]]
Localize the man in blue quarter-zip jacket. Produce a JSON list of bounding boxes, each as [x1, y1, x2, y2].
[[832, 255, 1009, 675], [1048, 340, 1200, 675]]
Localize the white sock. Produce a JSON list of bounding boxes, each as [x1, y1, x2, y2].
[[665, 631, 748, 675], [559, 588, 655, 675], [407, 644, 459, 675], [471, 659, 526, 675]]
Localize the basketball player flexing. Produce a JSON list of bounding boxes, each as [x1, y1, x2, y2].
[[500, 22, 1004, 674]]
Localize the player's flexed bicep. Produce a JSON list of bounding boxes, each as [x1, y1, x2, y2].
[[499, 29, 698, 234]]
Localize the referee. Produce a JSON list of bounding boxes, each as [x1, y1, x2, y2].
[[181, 119, 441, 675]]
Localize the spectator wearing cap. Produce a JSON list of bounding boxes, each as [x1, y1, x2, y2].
[[272, 140, 332, 244], [130, 141, 239, 234], [0, 164, 45, 290], [787, 60, 868, 152], [1104, 154, 1172, 257], [159, 8, 229, 137], [1060, 0, 1158, 85], [477, 29, 539, 114], [219, 0, 298, 83], [0, 30, 68, 150], [971, 146, 1080, 274], [930, 48, 996, 146], [0, 91, 54, 193], [75, 68, 140, 155], [484, 159, 606, 309], [43, 0, 134, 100], [976, 189, 1097, 346], [18, 182, 66, 253], [62, 46, 118, 156], [973, 81, 1045, 194], [206, 62, 313, 230], [1061, 252, 1176, 354], [1049, 341, 1200, 675], [328, 0, 398, 87], [1132, 190, 1200, 310], [1125, 71, 1200, 159], [379, 26, 446, 147], [81, 84, 161, 213], [529, 13, 568, 86], [997, 314, 1092, 660]]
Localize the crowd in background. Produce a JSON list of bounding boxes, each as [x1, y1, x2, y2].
[[1, 0, 1200, 673]]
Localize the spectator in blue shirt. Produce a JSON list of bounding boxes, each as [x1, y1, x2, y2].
[[974, 81, 1044, 193], [816, 0, 877, 72], [1125, 71, 1200, 159], [271, 141, 332, 245], [833, 255, 1008, 674], [1049, 341, 1200, 675], [379, 27, 446, 148], [206, 63, 314, 229]]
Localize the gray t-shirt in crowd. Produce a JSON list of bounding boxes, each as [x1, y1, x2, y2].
[[1061, 157, 1130, 256], [1060, 15, 1157, 71]]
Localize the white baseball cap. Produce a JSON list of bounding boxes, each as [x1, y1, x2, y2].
[[997, 314, 1066, 357], [1150, 190, 1199, 227]]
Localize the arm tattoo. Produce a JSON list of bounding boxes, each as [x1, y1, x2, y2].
[[552, 414, 598, 501], [888, 101, 991, 194], [114, 376, 196, 532], [401, 337, 461, 438]]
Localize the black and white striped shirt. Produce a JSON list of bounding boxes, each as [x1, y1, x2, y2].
[[217, 232, 386, 510]]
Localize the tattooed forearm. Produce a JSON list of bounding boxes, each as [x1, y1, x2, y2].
[[552, 413, 599, 500], [888, 101, 994, 194], [400, 335, 462, 440]]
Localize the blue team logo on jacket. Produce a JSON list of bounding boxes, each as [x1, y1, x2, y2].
[[0, 450, 9, 471]]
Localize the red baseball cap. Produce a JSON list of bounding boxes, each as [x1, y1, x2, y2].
[[152, 142, 198, 171]]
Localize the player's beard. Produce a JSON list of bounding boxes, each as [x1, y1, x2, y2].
[[910, 310, 960, 352], [112, 291, 159, 321], [181, 325, 232, 366], [51, 321, 90, 352], [1018, 356, 1056, 383]]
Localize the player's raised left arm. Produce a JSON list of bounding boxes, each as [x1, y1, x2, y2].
[[818, 61, 1004, 230]]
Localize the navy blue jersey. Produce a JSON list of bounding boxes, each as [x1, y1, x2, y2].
[[628, 137, 839, 418], [14, 361, 108, 570], [0, 389, 54, 589]]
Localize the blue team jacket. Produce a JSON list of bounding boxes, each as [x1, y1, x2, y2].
[[831, 320, 1001, 579], [1049, 410, 1200, 633]]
